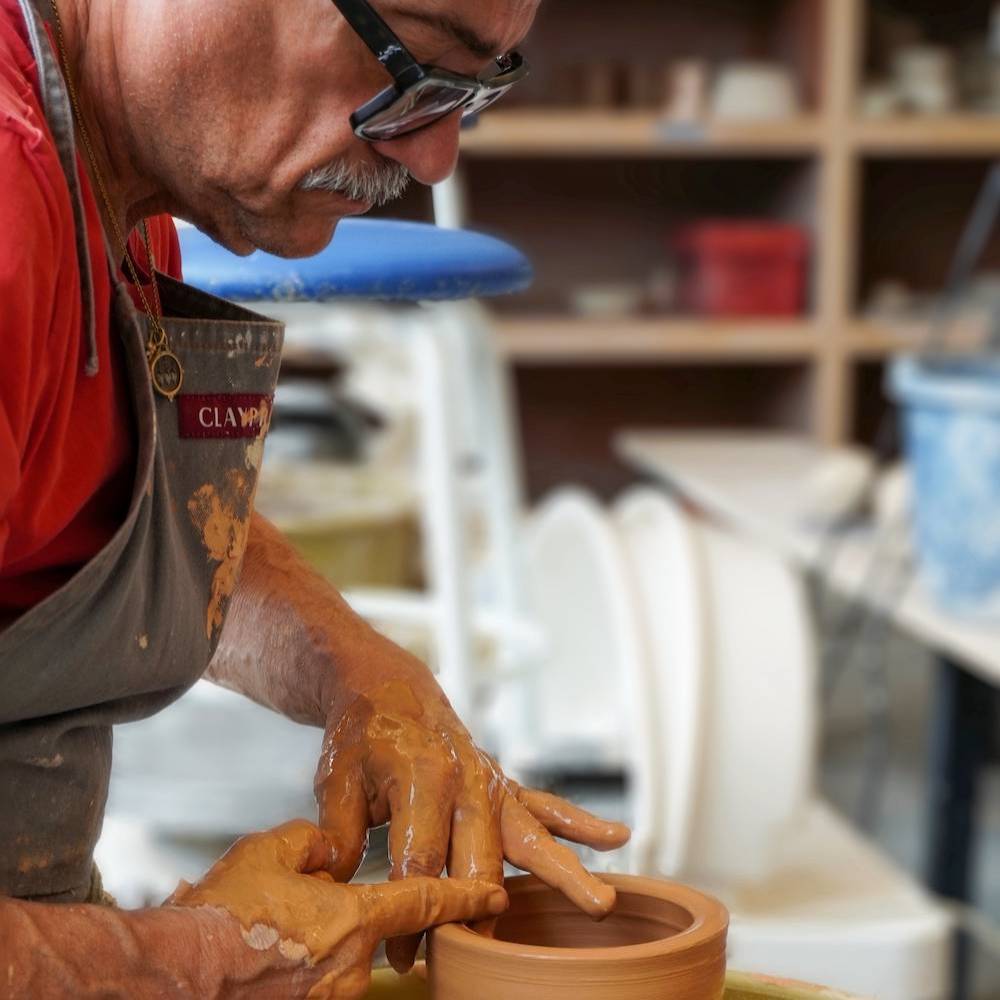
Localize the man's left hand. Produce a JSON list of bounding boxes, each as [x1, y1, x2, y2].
[[315, 674, 630, 974]]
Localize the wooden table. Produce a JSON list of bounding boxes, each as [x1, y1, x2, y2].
[[617, 430, 1000, 1000]]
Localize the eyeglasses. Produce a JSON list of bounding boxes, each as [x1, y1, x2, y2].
[[331, 0, 529, 141]]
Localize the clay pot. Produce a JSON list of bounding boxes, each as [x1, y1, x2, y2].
[[430, 874, 728, 1000]]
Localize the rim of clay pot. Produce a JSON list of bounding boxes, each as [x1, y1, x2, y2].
[[432, 873, 728, 964]]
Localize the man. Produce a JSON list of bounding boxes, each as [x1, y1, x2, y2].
[[0, 0, 629, 996]]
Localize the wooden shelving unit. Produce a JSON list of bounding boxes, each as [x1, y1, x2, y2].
[[851, 116, 1000, 155], [845, 316, 992, 357], [429, 0, 1000, 496], [495, 317, 821, 362], [460, 111, 825, 157]]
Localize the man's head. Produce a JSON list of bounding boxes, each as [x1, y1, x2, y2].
[[109, 0, 538, 257]]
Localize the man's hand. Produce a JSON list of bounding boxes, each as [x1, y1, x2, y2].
[[315, 678, 631, 974], [211, 516, 629, 974], [170, 819, 507, 1000]]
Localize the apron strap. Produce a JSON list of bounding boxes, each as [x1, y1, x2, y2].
[[18, 0, 100, 378]]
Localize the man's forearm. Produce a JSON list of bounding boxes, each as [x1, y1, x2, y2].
[[208, 513, 437, 727], [0, 898, 243, 998]]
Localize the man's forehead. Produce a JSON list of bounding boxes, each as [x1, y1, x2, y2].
[[383, 0, 538, 57]]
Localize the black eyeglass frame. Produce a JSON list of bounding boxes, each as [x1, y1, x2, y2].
[[330, 0, 529, 141]]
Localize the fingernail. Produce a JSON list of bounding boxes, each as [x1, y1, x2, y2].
[[487, 888, 508, 914], [590, 882, 616, 918]]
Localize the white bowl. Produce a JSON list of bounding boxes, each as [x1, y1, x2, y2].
[[614, 489, 707, 877], [711, 62, 800, 121]]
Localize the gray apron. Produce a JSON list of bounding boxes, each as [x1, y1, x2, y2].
[[0, 0, 284, 902]]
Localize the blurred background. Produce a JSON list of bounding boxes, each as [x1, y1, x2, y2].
[[99, 1, 1000, 997]]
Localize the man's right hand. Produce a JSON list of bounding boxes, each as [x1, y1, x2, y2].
[[170, 819, 508, 999], [0, 820, 504, 999]]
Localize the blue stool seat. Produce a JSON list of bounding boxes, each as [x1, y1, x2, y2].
[[178, 218, 533, 303]]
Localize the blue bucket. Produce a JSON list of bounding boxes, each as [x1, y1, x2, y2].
[[889, 355, 1000, 621]]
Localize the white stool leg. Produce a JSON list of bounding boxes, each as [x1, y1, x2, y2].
[[432, 171, 469, 230], [463, 305, 537, 768], [410, 316, 474, 723]]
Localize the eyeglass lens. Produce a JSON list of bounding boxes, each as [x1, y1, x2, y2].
[[359, 71, 522, 140], [360, 82, 474, 140], [463, 82, 515, 117]]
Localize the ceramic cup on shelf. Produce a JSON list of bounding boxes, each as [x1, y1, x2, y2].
[[710, 62, 800, 120], [892, 45, 957, 114], [430, 874, 729, 1000]]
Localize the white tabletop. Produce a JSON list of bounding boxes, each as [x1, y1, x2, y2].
[[617, 431, 1000, 685]]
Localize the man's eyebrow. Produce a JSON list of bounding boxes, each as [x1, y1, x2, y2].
[[395, 9, 503, 59]]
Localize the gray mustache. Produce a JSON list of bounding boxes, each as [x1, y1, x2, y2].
[[298, 157, 411, 206]]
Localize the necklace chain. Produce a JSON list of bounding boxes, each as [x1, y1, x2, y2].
[[48, 0, 183, 400]]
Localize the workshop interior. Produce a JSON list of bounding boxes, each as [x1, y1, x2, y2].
[[29, 0, 1000, 997]]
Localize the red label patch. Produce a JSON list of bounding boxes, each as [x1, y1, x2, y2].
[[177, 394, 273, 440]]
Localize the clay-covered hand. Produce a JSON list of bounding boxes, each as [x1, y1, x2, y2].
[[315, 679, 631, 974], [169, 819, 507, 999]]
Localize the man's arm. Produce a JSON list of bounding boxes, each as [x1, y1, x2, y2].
[[1, 822, 502, 1000], [209, 511, 630, 978], [0, 897, 252, 998], [207, 511, 416, 725]]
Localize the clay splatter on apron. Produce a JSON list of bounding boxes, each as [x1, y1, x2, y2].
[[188, 472, 254, 641], [187, 402, 271, 640], [243, 398, 271, 474]]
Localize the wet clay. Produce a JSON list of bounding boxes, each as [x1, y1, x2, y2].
[[170, 820, 507, 1000], [206, 511, 630, 977], [187, 400, 269, 640], [430, 874, 728, 1000], [315, 680, 632, 972]]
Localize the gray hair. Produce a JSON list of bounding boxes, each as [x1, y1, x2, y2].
[[298, 155, 411, 206]]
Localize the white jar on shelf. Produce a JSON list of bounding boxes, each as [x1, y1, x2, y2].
[[892, 45, 957, 114]]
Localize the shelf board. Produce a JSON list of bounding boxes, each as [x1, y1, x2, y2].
[[461, 111, 823, 158], [460, 111, 1000, 158], [494, 316, 821, 363], [845, 318, 991, 357], [851, 116, 1000, 155]]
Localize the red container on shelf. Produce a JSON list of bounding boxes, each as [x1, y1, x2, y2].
[[672, 221, 809, 317]]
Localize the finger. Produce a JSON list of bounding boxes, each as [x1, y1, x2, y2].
[[501, 797, 616, 918], [363, 877, 508, 941], [316, 753, 370, 882], [386, 771, 453, 881], [384, 773, 454, 973], [516, 788, 631, 851], [384, 933, 422, 976], [447, 787, 505, 939], [447, 788, 504, 884]]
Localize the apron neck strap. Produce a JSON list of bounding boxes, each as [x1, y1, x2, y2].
[[17, 0, 100, 378]]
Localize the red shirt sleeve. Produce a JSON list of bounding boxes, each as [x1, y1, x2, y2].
[[0, 123, 62, 567], [1, 1, 149, 610]]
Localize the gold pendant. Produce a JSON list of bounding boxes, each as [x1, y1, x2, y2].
[[149, 349, 184, 401]]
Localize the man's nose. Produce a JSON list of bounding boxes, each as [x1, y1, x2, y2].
[[372, 112, 463, 186]]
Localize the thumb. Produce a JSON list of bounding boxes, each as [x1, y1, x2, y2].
[[361, 878, 508, 941], [246, 819, 334, 874]]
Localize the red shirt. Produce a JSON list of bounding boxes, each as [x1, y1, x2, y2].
[[0, 0, 182, 614]]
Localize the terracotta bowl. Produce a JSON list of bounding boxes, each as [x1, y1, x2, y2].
[[429, 874, 728, 1000]]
